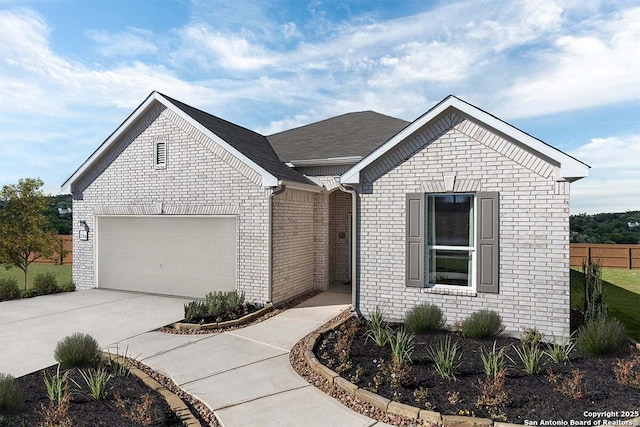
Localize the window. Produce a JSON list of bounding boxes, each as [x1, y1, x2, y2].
[[406, 192, 499, 293], [427, 194, 474, 287], [154, 140, 167, 168]]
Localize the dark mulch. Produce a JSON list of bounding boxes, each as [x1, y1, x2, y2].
[[0, 365, 184, 427], [316, 318, 640, 424]]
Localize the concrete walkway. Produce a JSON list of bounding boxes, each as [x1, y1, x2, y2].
[[117, 292, 387, 427], [0, 289, 190, 377]]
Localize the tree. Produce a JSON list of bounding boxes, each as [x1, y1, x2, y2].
[[0, 178, 58, 290]]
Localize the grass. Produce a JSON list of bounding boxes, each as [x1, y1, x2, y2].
[[571, 267, 640, 341], [0, 264, 71, 290]]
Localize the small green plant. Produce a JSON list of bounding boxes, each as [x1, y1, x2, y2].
[[508, 343, 544, 375], [33, 272, 61, 296], [576, 317, 628, 355], [365, 306, 391, 347], [43, 365, 70, 404], [388, 328, 415, 366], [78, 367, 113, 400], [0, 373, 22, 412], [59, 281, 76, 292], [205, 290, 245, 318], [54, 332, 102, 368], [0, 278, 21, 302], [480, 341, 506, 379], [521, 328, 543, 347], [405, 304, 446, 333], [105, 345, 135, 377], [184, 300, 208, 322], [545, 333, 576, 364], [461, 309, 504, 339], [426, 335, 461, 381]]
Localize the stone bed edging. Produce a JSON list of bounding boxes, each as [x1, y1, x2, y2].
[[303, 316, 640, 427], [104, 352, 201, 427], [172, 303, 273, 331]]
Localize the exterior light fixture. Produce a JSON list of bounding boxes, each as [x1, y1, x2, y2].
[[79, 220, 89, 241]]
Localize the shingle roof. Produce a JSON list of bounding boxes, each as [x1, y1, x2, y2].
[[161, 94, 315, 186], [267, 111, 409, 162]]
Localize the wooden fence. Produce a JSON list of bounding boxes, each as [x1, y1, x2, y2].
[[32, 235, 72, 264], [570, 243, 640, 269]]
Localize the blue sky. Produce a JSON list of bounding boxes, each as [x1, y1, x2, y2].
[[0, 0, 638, 214]]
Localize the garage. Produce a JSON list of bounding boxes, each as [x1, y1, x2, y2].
[[96, 216, 237, 298]]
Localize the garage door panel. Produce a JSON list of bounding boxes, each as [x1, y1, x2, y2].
[[97, 216, 237, 298]]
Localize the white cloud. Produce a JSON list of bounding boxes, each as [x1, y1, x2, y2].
[[498, 6, 640, 118], [569, 133, 640, 213], [87, 27, 158, 57]]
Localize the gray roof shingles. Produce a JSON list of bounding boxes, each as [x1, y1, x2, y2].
[[267, 111, 409, 162], [162, 94, 315, 185]]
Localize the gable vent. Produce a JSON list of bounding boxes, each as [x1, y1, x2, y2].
[[155, 140, 167, 168]]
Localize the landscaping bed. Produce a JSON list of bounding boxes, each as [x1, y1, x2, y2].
[[314, 317, 640, 425], [1, 365, 186, 427]]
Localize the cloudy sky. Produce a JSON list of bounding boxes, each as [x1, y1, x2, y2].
[[0, 0, 638, 214]]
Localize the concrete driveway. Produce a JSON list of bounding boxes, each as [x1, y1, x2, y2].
[[0, 289, 190, 377]]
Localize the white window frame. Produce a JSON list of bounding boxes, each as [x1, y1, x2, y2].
[[425, 193, 477, 291], [154, 139, 167, 169]]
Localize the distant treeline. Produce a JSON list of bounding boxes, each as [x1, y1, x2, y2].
[[571, 210, 640, 244]]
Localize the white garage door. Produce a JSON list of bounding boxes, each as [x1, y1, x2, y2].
[[97, 216, 236, 298]]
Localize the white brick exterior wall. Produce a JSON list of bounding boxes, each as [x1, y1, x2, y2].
[[356, 113, 571, 338], [72, 105, 271, 303], [271, 189, 317, 304]]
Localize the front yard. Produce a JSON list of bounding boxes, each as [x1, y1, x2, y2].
[[0, 264, 72, 290], [570, 267, 640, 340]]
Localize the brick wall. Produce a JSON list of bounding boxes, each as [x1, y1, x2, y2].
[[271, 188, 317, 304], [329, 190, 352, 283], [72, 104, 271, 303], [356, 113, 571, 338]]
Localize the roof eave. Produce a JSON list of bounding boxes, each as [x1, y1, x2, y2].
[[340, 95, 591, 184], [62, 91, 281, 193]]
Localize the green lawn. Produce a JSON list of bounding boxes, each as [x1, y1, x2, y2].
[[0, 264, 72, 290], [571, 267, 640, 341]]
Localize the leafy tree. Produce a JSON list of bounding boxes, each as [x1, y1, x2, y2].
[[0, 178, 58, 290]]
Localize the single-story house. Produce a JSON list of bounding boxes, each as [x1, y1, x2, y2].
[[62, 92, 589, 337]]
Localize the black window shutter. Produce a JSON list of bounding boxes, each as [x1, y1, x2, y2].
[[406, 193, 425, 287], [476, 192, 499, 293]]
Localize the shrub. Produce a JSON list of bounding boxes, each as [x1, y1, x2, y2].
[[43, 365, 70, 404], [576, 318, 628, 355], [184, 300, 208, 323], [461, 309, 504, 339], [59, 281, 76, 292], [365, 306, 391, 347], [33, 272, 61, 296], [582, 259, 607, 321], [388, 328, 415, 366], [508, 343, 544, 375], [21, 288, 38, 299], [426, 335, 461, 381], [78, 367, 113, 400], [0, 278, 21, 302], [545, 333, 576, 364], [205, 291, 245, 318], [480, 341, 506, 379], [54, 332, 102, 368], [405, 304, 446, 333], [0, 373, 22, 413]]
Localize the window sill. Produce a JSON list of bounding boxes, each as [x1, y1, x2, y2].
[[420, 287, 477, 297]]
